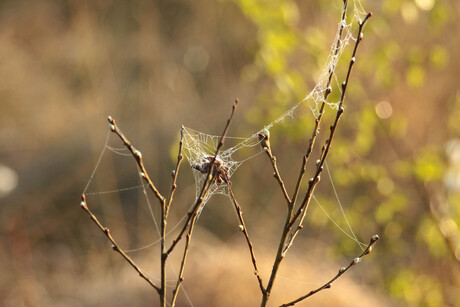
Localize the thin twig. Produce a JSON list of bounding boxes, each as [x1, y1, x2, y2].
[[167, 99, 239, 256], [286, 12, 373, 255], [291, 0, 349, 206], [260, 135, 292, 205], [166, 126, 184, 218], [228, 187, 265, 294], [80, 194, 161, 294], [107, 116, 170, 305], [261, 3, 354, 306], [169, 99, 239, 305], [107, 116, 166, 206], [170, 214, 197, 306], [280, 235, 380, 306]]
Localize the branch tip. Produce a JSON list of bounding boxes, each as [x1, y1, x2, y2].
[[371, 234, 380, 243]]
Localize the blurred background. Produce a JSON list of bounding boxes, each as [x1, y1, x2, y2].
[[1, 0, 459, 306]]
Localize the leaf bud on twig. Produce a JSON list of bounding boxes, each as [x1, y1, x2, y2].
[[258, 128, 271, 154]]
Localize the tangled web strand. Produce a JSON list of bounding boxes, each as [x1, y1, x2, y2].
[[181, 1, 367, 207]]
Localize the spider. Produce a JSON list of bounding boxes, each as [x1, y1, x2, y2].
[[192, 156, 231, 187]]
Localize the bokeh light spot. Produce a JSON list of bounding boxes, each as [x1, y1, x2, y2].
[[375, 100, 393, 119]]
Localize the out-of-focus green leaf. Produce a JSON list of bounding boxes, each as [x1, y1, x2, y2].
[[447, 91, 460, 135], [388, 114, 408, 138], [406, 65, 425, 88], [413, 148, 445, 182], [375, 193, 407, 224], [390, 270, 444, 306], [354, 107, 377, 156], [430, 2, 450, 30], [429, 45, 449, 70], [392, 159, 412, 178], [417, 217, 448, 258], [389, 270, 421, 304], [382, 0, 403, 15]]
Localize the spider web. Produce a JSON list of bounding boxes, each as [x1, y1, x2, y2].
[[182, 126, 263, 209], [182, 0, 368, 210]]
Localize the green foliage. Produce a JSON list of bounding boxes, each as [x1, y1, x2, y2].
[[230, 0, 459, 305], [390, 269, 444, 306], [375, 193, 407, 224], [417, 217, 448, 258], [413, 147, 445, 182]]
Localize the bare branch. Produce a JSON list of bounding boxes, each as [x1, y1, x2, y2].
[[107, 116, 166, 206], [259, 129, 292, 206], [228, 187, 265, 294], [166, 126, 185, 218], [291, 0, 350, 206], [167, 99, 239, 255], [280, 235, 380, 306], [169, 99, 239, 304], [80, 194, 161, 294], [261, 3, 356, 306], [285, 12, 373, 255]]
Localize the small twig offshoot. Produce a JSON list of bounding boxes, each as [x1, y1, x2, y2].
[[280, 235, 380, 306], [80, 194, 161, 293], [170, 98, 239, 306]]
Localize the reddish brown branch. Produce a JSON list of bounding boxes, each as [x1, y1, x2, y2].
[[167, 99, 239, 255], [80, 194, 161, 294], [107, 116, 166, 206], [261, 9, 373, 306], [261, 145, 292, 205], [290, 0, 349, 206], [286, 11, 373, 255], [280, 235, 379, 306], [166, 126, 184, 218], [169, 99, 239, 304], [228, 187, 265, 294]]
